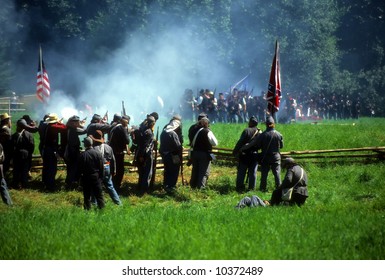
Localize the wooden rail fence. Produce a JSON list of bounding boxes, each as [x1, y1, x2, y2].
[[29, 146, 385, 171], [212, 146, 385, 163]]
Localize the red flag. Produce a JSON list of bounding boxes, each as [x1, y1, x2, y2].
[[102, 111, 108, 123], [36, 46, 50, 103], [266, 40, 281, 115]]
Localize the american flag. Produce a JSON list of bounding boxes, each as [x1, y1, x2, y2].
[[266, 40, 281, 115], [36, 46, 50, 103]]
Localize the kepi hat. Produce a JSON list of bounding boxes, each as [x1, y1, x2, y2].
[[147, 112, 159, 121], [68, 115, 80, 122], [282, 157, 296, 168], [83, 136, 93, 147], [266, 116, 275, 124], [91, 114, 102, 123], [17, 119, 27, 128], [113, 113, 122, 122], [249, 116, 258, 127]]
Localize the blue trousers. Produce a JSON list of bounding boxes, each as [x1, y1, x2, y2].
[[1, 177, 12, 206], [259, 161, 281, 191], [103, 164, 121, 205], [235, 195, 267, 208]]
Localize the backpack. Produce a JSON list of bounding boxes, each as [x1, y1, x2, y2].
[[131, 122, 146, 146]]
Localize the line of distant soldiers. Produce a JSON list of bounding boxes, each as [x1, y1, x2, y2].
[[179, 88, 263, 124], [178, 88, 367, 125]]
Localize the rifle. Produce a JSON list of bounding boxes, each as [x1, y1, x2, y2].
[[180, 149, 188, 185], [149, 126, 159, 191], [80, 116, 87, 127], [122, 101, 126, 116]]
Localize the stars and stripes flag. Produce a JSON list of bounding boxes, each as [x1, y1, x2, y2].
[[266, 40, 281, 115], [36, 46, 50, 103]]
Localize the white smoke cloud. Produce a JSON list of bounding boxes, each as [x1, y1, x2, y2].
[[78, 25, 234, 123]]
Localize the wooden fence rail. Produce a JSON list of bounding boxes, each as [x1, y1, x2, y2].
[[29, 146, 385, 171], [212, 146, 385, 163], [0, 101, 26, 115]]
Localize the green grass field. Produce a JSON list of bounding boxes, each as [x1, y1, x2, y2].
[[1, 117, 385, 260]]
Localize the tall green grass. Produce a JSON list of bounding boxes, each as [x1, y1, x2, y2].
[[208, 117, 385, 150], [1, 117, 384, 260]]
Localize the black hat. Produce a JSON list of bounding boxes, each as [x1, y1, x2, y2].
[[113, 114, 122, 122], [249, 116, 258, 127], [91, 114, 102, 123], [266, 116, 275, 124], [22, 115, 33, 124], [148, 112, 159, 121]]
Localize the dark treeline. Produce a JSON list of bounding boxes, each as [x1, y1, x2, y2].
[[0, 0, 384, 116]]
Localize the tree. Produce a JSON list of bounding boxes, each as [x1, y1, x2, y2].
[[0, 0, 18, 94], [337, 0, 385, 115]]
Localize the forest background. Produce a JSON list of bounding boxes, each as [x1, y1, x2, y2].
[[0, 0, 384, 119]]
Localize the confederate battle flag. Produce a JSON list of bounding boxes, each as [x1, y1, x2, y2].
[[266, 40, 281, 115], [36, 46, 50, 103]]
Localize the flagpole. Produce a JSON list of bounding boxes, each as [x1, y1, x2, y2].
[[39, 45, 43, 73], [274, 40, 281, 123], [266, 39, 281, 123], [39, 44, 43, 103], [273, 40, 278, 122]]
